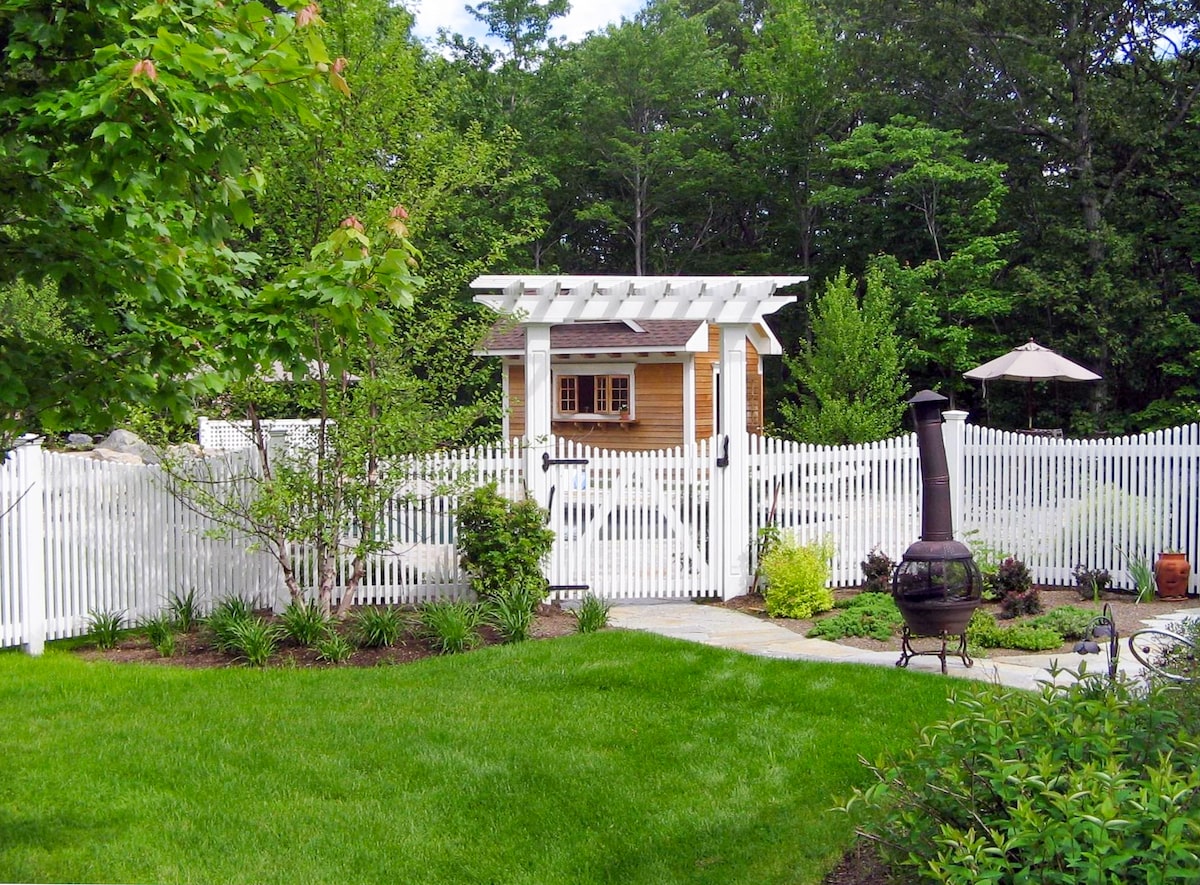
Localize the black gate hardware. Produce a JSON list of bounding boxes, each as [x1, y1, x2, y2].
[[716, 435, 730, 469], [542, 453, 589, 472]]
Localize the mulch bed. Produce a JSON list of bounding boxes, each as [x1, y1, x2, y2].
[[73, 603, 579, 669], [723, 586, 1200, 659]]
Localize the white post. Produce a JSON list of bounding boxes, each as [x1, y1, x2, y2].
[[718, 324, 751, 600], [942, 410, 969, 539], [523, 323, 553, 507], [15, 437, 47, 655]]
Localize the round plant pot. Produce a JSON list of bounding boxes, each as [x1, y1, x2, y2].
[[1154, 552, 1190, 599]]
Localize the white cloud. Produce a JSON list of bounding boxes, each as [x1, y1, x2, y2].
[[408, 0, 645, 49]]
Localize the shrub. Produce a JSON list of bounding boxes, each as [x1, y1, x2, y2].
[[760, 535, 835, 619], [807, 592, 903, 641], [87, 609, 125, 650], [352, 606, 406, 648], [228, 617, 281, 667], [843, 675, 1200, 884], [998, 586, 1043, 619], [167, 587, 201, 632], [1029, 605, 1100, 641], [1072, 564, 1113, 601], [990, 556, 1031, 598], [457, 484, 554, 635], [457, 484, 554, 603], [859, 547, 895, 593], [418, 600, 482, 654], [278, 599, 334, 647], [998, 623, 1063, 651], [966, 609, 1006, 649], [315, 632, 354, 664], [572, 594, 612, 634]]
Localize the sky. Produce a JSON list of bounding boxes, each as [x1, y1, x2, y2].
[[408, 0, 647, 50]]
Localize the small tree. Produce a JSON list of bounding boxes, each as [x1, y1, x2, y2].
[[173, 210, 490, 617], [779, 268, 908, 444]]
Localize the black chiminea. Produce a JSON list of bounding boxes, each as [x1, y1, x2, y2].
[[893, 390, 982, 674]]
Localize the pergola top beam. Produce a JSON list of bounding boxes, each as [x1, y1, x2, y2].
[[471, 275, 805, 325]]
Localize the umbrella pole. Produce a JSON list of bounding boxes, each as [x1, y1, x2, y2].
[[1026, 382, 1033, 429]]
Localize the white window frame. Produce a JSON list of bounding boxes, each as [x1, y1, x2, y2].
[[552, 363, 637, 420]]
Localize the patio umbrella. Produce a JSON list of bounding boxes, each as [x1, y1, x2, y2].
[[963, 339, 1101, 428]]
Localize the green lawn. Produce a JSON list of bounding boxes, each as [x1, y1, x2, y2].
[[0, 631, 955, 884]]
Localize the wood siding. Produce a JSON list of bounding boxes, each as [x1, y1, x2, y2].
[[506, 363, 525, 439], [694, 326, 763, 441]]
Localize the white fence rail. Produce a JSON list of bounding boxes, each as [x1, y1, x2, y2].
[[3, 419, 1199, 652]]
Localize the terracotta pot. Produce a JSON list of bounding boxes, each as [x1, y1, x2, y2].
[[1154, 552, 1191, 599]]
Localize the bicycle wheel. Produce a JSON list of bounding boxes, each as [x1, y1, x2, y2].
[[1127, 629, 1199, 682]]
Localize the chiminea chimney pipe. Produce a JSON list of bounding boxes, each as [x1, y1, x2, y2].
[[908, 390, 953, 542]]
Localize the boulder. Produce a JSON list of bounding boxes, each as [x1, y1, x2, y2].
[[95, 429, 162, 465]]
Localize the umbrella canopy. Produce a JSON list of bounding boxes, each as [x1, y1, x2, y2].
[[964, 340, 1101, 428], [964, 340, 1101, 383]]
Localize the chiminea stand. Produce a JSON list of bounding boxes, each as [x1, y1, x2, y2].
[[897, 627, 973, 675]]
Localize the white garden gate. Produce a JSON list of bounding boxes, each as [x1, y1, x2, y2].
[[541, 437, 719, 600]]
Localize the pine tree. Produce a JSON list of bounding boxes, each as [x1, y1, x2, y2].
[[779, 268, 908, 444]]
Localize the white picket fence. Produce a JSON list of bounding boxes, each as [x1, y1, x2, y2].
[[2, 419, 1199, 652], [748, 431, 923, 586], [960, 423, 1200, 589]]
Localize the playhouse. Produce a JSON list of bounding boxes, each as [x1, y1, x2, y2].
[[473, 275, 806, 451]]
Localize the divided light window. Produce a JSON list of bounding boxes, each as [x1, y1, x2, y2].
[[557, 373, 631, 416]]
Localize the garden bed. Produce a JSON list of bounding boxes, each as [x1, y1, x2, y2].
[[724, 587, 1200, 658], [72, 603, 579, 668]]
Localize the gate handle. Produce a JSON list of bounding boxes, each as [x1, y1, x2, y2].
[[716, 435, 730, 469], [542, 453, 589, 472]]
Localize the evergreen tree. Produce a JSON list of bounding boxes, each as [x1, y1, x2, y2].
[[779, 268, 908, 444]]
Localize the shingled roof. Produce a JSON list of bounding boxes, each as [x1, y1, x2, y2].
[[480, 320, 707, 355]]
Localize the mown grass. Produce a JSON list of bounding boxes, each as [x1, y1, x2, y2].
[[0, 632, 955, 884]]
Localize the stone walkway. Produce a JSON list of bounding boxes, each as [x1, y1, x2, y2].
[[607, 601, 1199, 690]]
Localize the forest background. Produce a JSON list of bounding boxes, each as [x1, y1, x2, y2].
[[3, 0, 1199, 449]]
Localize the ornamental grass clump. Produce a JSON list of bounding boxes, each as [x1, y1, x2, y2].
[[572, 593, 612, 634], [760, 535, 835, 619], [843, 674, 1200, 883], [418, 600, 482, 654], [351, 605, 406, 648], [86, 609, 126, 650], [279, 599, 334, 647]]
